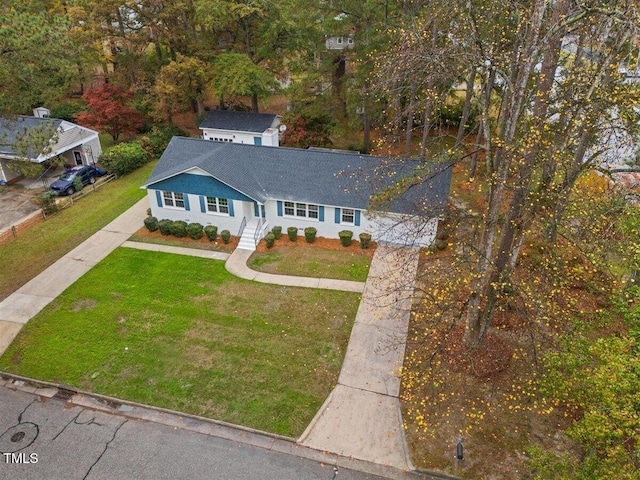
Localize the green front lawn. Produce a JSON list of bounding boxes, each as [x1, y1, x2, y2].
[[0, 248, 360, 437], [248, 246, 371, 282], [0, 162, 155, 301]]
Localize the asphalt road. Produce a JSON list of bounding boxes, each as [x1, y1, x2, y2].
[[0, 386, 423, 480]]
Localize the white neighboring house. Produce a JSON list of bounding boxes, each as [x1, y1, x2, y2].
[[142, 137, 452, 251], [0, 108, 102, 184], [198, 110, 281, 147], [325, 35, 355, 50]]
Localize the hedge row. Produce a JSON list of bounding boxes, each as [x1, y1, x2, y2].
[[144, 217, 230, 244], [263, 226, 372, 249]]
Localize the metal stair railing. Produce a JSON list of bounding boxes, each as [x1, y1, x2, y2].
[[237, 217, 247, 237], [253, 217, 263, 246]]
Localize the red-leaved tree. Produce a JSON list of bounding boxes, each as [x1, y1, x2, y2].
[[75, 84, 145, 142]]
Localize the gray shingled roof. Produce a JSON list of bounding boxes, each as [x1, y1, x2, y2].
[[199, 110, 278, 133], [0, 116, 63, 156], [143, 137, 451, 216]]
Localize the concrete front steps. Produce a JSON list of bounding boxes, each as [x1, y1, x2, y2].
[[237, 218, 267, 251]]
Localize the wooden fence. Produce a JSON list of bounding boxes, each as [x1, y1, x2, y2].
[[0, 211, 45, 246], [0, 174, 116, 247]]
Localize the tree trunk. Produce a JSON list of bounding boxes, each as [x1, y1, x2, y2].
[[464, 0, 549, 347], [251, 94, 259, 113], [456, 66, 477, 145], [467, 123, 482, 179], [404, 85, 417, 156], [197, 98, 205, 117], [332, 56, 347, 117], [420, 99, 434, 160]]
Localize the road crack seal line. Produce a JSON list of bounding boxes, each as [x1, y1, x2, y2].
[[51, 411, 79, 441], [52, 411, 104, 442], [16, 398, 36, 423], [0, 398, 39, 453], [82, 419, 127, 480]]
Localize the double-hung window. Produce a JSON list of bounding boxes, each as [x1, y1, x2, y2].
[[207, 197, 229, 214], [341, 208, 355, 224], [284, 201, 295, 216], [284, 201, 319, 219], [163, 191, 185, 209]]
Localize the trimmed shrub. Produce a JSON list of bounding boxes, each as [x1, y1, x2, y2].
[[304, 226, 317, 243], [186, 222, 204, 240], [272, 226, 282, 239], [170, 220, 188, 237], [144, 216, 159, 232], [146, 208, 152, 216], [33, 191, 58, 215], [204, 225, 218, 241], [220, 230, 231, 244], [287, 226, 298, 241], [359, 232, 372, 249], [265, 232, 275, 248], [339, 230, 353, 247], [158, 219, 172, 235], [98, 142, 151, 177]]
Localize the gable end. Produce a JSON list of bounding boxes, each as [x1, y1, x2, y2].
[[148, 173, 255, 203]]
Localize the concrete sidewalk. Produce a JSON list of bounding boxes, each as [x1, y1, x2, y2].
[[299, 245, 420, 470], [0, 198, 150, 355], [121, 240, 231, 261]]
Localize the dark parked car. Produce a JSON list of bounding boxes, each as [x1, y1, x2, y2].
[[49, 165, 98, 196]]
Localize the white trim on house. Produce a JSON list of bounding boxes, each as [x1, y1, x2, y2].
[[148, 189, 440, 247], [201, 128, 279, 147], [282, 201, 320, 220], [205, 196, 230, 215], [162, 191, 185, 209]]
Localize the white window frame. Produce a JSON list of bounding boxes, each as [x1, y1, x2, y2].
[[337, 36, 343, 45], [283, 201, 319, 220], [341, 208, 355, 225], [284, 201, 295, 216], [206, 197, 229, 215], [308, 204, 319, 219], [163, 191, 185, 209]]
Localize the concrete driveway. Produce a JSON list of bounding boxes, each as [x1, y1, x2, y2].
[[0, 185, 42, 232], [0, 169, 63, 232]]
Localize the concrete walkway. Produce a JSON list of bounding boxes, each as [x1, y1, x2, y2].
[[0, 198, 150, 355], [299, 245, 420, 470], [225, 248, 365, 293], [121, 240, 231, 261]]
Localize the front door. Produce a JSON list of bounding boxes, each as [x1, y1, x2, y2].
[[73, 151, 83, 165]]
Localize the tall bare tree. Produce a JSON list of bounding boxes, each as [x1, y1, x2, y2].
[[376, 0, 640, 346]]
